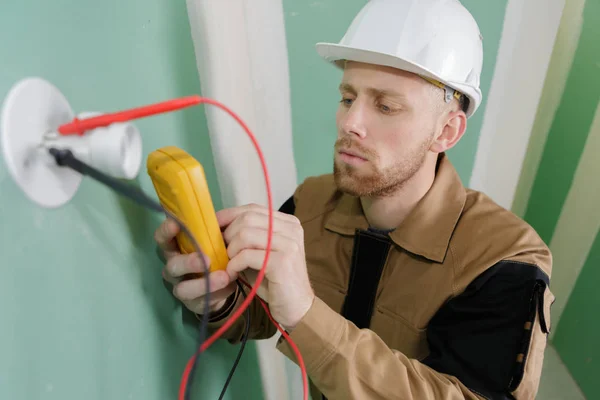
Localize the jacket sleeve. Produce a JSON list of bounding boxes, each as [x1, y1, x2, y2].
[[276, 260, 554, 400], [193, 194, 299, 344], [197, 281, 278, 344]]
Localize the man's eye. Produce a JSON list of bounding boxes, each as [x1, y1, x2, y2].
[[340, 98, 353, 106], [379, 104, 392, 113]]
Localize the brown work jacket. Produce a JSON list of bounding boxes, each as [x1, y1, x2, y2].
[[203, 153, 554, 400]]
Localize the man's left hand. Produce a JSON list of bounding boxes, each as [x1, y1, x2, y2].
[[217, 203, 315, 331]]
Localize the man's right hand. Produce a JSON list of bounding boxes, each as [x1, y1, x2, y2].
[[154, 218, 237, 316]]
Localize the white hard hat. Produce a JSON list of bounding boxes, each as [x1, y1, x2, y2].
[[316, 0, 484, 118]]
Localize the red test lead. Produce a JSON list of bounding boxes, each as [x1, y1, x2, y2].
[[56, 95, 309, 400]]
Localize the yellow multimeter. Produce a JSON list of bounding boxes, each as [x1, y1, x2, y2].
[[147, 146, 229, 273]]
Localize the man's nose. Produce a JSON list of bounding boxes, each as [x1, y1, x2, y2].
[[341, 101, 367, 139]]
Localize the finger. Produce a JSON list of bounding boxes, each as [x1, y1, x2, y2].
[[226, 248, 275, 280], [163, 240, 181, 260], [185, 283, 238, 314], [226, 226, 298, 259], [216, 203, 299, 229], [226, 256, 271, 300], [164, 252, 209, 283], [154, 219, 180, 254], [223, 210, 301, 245], [216, 204, 259, 229], [173, 270, 231, 302]]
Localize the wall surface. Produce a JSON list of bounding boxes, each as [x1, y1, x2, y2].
[[0, 1, 265, 399], [519, 0, 600, 326], [522, 0, 600, 246], [511, 0, 586, 217], [0, 0, 513, 399], [469, 0, 565, 210], [553, 216, 600, 399], [514, 0, 600, 397]]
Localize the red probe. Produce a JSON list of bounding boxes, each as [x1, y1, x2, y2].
[[57, 96, 203, 135], [57, 96, 309, 400]]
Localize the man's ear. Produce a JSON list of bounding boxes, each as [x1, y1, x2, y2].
[[430, 110, 467, 153]]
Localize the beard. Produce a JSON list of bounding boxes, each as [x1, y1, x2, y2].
[[333, 134, 432, 197]]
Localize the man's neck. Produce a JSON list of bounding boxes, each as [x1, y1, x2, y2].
[[360, 158, 437, 231]]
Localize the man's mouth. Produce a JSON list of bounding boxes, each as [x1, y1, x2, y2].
[[338, 149, 368, 164], [339, 148, 366, 159]]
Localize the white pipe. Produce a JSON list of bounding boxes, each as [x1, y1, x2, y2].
[[185, 1, 298, 399]]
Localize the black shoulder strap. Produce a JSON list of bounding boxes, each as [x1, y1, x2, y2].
[[341, 229, 392, 329], [323, 229, 391, 400]]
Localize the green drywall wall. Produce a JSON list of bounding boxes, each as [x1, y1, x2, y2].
[[282, 0, 367, 183], [284, 0, 509, 186], [542, 101, 600, 330], [553, 226, 600, 398], [450, 1, 509, 184], [0, 1, 512, 399], [511, 0, 586, 218], [518, 0, 600, 396], [0, 1, 263, 399], [523, 0, 600, 245]]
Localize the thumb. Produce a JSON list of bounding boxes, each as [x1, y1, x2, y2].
[[212, 269, 232, 287], [215, 207, 243, 229]]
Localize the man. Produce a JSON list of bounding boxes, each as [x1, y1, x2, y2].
[[155, 0, 554, 399]]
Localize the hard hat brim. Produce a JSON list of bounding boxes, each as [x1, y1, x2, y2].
[[315, 42, 480, 117]]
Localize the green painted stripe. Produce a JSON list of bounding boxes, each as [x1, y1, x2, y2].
[[547, 100, 600, 333], [511, 0, 586, 217], [553, 225, 600, 399], [523, 0, 600, 245]]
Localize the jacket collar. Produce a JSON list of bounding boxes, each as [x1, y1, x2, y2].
[[324, 153, 466, 263]]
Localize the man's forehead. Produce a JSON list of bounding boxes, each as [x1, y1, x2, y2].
[[339, 69, 427, 100], [338, 82, 408, 99]]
